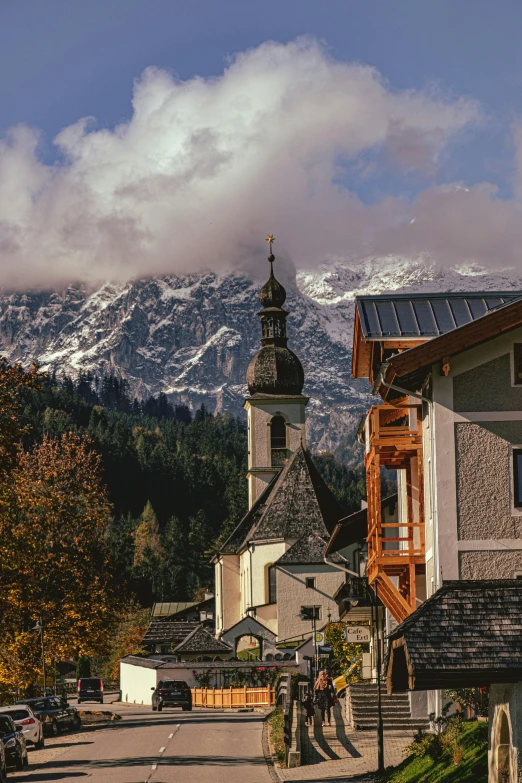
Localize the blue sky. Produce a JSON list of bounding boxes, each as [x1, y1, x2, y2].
[[0, 0, 521, 285]]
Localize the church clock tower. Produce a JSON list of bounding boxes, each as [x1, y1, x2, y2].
[[244, 237, 308, 507]]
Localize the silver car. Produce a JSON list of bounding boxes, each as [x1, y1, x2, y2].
[[0, 705, 44, 749]]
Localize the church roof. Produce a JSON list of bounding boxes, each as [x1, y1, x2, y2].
[[246, 344, 304, 396], [219, 446, 343, 554], [275, 533, 347, 566]]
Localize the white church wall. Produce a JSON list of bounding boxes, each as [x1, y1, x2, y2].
[[276, 564, 344, 641], [216, 554, 241, 634], [254, 602, 278, 635], [251, 541, 288, 608]]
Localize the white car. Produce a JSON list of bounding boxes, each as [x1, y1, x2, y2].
[[0, 705, 44, 749]]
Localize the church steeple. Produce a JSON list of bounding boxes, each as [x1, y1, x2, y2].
[[244, 237, 308, 508], [246, 237, 304, 396]]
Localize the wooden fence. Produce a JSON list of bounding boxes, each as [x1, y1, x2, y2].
[[191, 686, 275, 709]]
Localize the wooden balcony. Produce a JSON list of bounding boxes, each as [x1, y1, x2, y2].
[[364, 404, 425, 624]]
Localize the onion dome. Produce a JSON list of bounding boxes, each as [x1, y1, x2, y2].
[[259, 255, 287, 309], [247, 344, 304, 396], [247, 237, 304, 396]]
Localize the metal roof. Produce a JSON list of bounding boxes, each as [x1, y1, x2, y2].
[[152, 602, 197, 617], [356, 292, 522, 340]]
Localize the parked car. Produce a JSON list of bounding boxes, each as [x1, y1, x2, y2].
[[77, 677, 104, 704], [0, 714, 28, 770], [151, 680, 192, 712], [0, 705, 44, 749], [0, 735, 6, 780], [16, 696, 81, 737]]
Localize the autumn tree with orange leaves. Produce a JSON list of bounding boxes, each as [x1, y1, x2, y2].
[[0, 360, 121, 692]]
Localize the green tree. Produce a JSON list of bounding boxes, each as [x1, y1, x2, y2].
[[133, 502, 165, 601], [187, 510, 213, 597], [162, 516, 190, 599], [76, 656, 91, 679]]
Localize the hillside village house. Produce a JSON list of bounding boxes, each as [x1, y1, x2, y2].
[[214, 248, 358, 656], [343, 292, 522, 782]]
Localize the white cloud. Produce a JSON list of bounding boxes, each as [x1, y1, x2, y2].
[[0, 36, 503, 289]]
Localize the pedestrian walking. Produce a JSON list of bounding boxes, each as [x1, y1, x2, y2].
[[302, 692, 315, 726], [314, 670, 335, 726]]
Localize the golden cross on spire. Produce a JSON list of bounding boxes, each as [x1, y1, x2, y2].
[[266, 234, 275, 256]]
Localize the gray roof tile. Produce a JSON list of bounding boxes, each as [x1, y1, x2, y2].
[[173, 626, 232, 654], [220, 446, 342, 553], [275, 533, 347, 565], [357, 293, 521, 340], [142, 621, 199, 646]]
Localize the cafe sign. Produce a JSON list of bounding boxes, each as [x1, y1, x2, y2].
[[346, 625, 371, 644]]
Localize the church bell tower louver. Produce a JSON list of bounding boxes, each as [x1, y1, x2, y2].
[[244, 236, 308, 508]]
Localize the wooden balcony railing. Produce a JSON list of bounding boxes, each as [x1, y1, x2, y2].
[[364, 404, 425, 624]]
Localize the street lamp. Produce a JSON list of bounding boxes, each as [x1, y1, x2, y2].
[[343, 579, 384, 774], [32, 617, 46, 696]]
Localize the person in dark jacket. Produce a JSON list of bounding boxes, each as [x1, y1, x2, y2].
[[302, 692, 315, 726], [314, 670, 335, 726]]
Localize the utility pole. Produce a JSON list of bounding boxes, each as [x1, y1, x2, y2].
[[312, 612, 317, 678]]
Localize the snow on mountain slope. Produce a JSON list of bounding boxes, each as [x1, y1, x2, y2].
[[1, 257, 521, 453]]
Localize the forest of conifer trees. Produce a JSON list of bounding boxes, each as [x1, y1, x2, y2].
[[19, 372, 368, 606]]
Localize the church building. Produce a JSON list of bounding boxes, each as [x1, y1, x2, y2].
[[214, 242, 352, 655]]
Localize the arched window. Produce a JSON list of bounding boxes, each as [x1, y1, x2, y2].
[[271, 415, 286, 449], [268, 564, 277, 604]]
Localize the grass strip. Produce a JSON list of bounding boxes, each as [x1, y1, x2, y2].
[[267, 707, 287, 767]]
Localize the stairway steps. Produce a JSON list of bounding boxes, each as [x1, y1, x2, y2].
[[348, 683, 428, 732], [355, 708, 410, 713], [354, 720, 430, 731]]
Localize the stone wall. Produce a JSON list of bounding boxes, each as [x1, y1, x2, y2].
[[455, 422, 522, 540], [459, 551, 522, 579], [453, 353, 522, 412]]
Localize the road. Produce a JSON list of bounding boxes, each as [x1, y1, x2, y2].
[[9, 697, 273, 783]]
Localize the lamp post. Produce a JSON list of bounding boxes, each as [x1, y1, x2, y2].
[[32, 617, 46, 696], [344, 580, 384, 774]]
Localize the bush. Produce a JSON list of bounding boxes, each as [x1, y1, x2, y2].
[[267, 707, 286, 766], [407, 730, 444, 761], [407, 716, 465, 766]]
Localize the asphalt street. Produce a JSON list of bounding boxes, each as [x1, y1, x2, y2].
[[8, 697, 273, 783]]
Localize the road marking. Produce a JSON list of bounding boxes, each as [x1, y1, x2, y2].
[[159, 747, 165, 753], [168, 733, 173, 738], [151, 764, 157, 770]]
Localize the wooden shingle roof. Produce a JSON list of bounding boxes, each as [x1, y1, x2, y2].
[[219, 446, 343, 554], [275, 533, 347, 566], [173, 626, 232, 655], [387, 580, 522, 693], [142, 621, 199, 646]]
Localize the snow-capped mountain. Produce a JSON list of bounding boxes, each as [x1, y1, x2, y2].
[[1, 257, 521, 453]]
